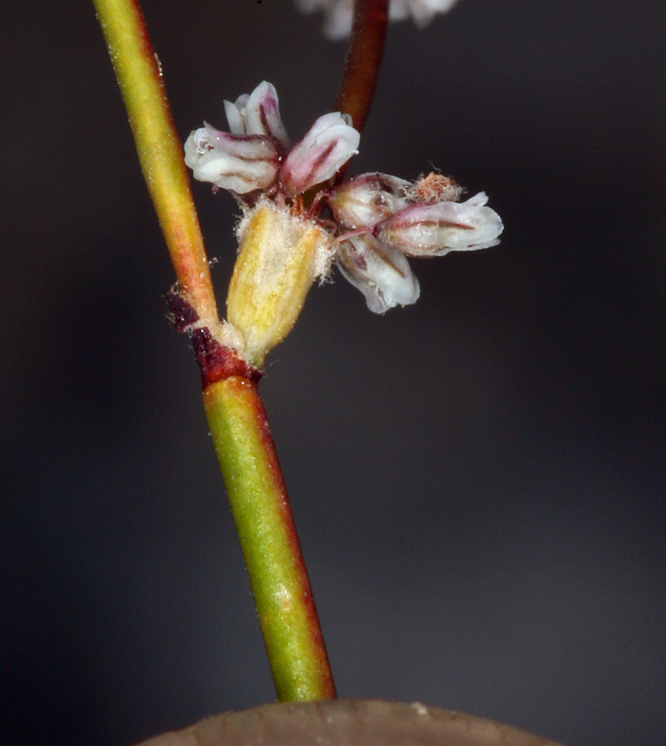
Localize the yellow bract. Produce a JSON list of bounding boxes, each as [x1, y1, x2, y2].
[[227, 202, 332, 367]]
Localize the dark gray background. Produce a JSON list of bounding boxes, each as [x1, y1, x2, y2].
[[2, 1, 665, 745]]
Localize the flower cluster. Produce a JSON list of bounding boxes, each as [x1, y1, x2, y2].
[[184, 82, 502, 364], [294, 0, 460, 40], [185, 81, 359, 197], [327, 172, 501, 312]]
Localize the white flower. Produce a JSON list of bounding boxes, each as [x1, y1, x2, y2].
[[390, 0, 460, 29], [327, 172, 411, 229], [223, 81, 290, 154], [279, 112, 360, 195], [294, 0, 459, 40], [375, 192, 503, 256], [184, 81, 502, 347], [337, 234, 420, 313], [328, 177, 502, 312], [185, 81, 359, 197], [184, 124, 280, 194]]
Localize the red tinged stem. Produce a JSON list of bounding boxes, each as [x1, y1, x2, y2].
[[335, 0, 390, 134]]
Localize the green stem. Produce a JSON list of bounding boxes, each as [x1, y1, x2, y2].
[[203, 377, 336, 701], [92, 0, 219, 324], [93, 0, 336, 701]]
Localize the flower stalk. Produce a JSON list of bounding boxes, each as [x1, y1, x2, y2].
[[335, 0, 390, 133], [203, 378, 336, 701], [92, 0, 218, 325], [93, 0, 335, 702]]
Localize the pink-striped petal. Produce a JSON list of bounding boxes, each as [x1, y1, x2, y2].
[[375, 192, 503, 256], [184, 124, 279, 194], [279, 112, 359, 195]]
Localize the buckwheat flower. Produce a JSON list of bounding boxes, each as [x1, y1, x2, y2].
[[327, 176, 501, 312], [390, 0, 460, 30], [327, 172, 411, 229], [185, 82, 359, 198], [279, 112, 360, 195], [375, 192, 503, 256], [223, 81, 290, 154], [337, 234, 420, 313], [184, 82, 501, 361], [295, 0, 459, 40], [184, 82, 360, 364], [184, 124, 280, 194]]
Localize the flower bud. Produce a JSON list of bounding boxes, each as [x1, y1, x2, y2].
[[375, 192, 503, 256], [337, 235, 420, 314], [327, 173, 411, 230], [279, 112, 360, 195], [224, 81, 290, 154], [184, 124, 279, 194], [227, 202, 334, 366]]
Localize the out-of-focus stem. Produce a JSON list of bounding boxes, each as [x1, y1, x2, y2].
[[203, 377, 336, 702], [92, 0, 218, 324], [335, 0, 390, 134]]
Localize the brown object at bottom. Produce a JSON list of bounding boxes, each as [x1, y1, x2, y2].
[[136, 699, 566, 746]]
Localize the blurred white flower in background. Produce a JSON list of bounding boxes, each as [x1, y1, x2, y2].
[[295, 0, 460, 40]]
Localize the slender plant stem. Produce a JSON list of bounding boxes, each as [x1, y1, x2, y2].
[[92, 0, 218, 324], [93, 0, 336, 701], [335, 0, 390, 133], [203, 377, 336, 701]]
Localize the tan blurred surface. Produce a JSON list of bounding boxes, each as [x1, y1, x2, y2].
[[136, 700, 566, 746]]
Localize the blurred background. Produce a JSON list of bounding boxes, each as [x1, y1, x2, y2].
[[1, 1, 665, 744]]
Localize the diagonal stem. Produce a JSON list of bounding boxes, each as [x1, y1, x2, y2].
[[92, 0, 218, 324], [92, 0, 335, 702], [203, 378, 336, 701]]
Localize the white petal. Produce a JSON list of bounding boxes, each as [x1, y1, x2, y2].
[[389, 0, 410, 21], [296, 0, 459, 39], [328, 172, 411, 229], [376, 192, 503, 256], [337, 235, 420, 313], [244, 81, 290, 152], [184, 126, 279, 194], [224, 99, 246, 135], [322, 0, 354, 40], [280, 112, 360, 195], [405, 0, 460, 28], [417, 0, 459, 11]]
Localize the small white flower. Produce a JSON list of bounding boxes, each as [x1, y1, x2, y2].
[[184, 124, 280, 194], [295, 0, 459, 40], [223, 81, 290, 154], [375, 192, 503, 256], [185, 82, 359, 197], [279, 112, 360, 195], [337, 234, 420, 313], [185, 82, 502, 351], [327, 176, 502, 312], [327, 172, 411, 229], [390, 0, 459, 29]]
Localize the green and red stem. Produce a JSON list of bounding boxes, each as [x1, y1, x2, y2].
[[93, 0, 388, 704]]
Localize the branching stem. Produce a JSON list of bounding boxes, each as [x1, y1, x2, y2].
[[92, 0, 336, 703]]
